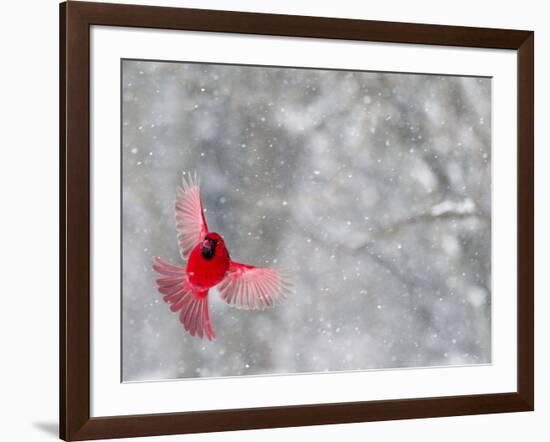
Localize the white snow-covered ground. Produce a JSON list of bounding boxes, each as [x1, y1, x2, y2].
[[121, 60, 491, 381]]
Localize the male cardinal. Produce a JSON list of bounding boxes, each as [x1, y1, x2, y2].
[[153, 173, 292, 340]]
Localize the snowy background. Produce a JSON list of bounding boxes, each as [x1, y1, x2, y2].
[[121, 59, 491, 382]]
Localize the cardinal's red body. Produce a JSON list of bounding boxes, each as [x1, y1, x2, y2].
[[153, 173, 291, 340], [186, 233, 229, 292]]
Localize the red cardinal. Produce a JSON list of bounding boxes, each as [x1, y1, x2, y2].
[[153, 173, 292, 340]]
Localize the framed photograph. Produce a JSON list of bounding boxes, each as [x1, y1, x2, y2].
[[60, 1, 534, 440]]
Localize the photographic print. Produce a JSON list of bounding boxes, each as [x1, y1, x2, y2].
[[121, 59, 491, 382]]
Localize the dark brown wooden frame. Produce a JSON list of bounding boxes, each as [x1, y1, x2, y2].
[[60, 1, 534, 440]]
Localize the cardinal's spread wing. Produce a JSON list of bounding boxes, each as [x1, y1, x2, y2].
[[175, 173, 208, 261], [217, 261, 292, 310]]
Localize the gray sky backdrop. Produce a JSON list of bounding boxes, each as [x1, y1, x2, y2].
[[122, 59, 491, 382]]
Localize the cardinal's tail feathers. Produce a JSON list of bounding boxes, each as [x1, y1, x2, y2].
[[153, 256, 216, 341], [178, 295, 216, 341]]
